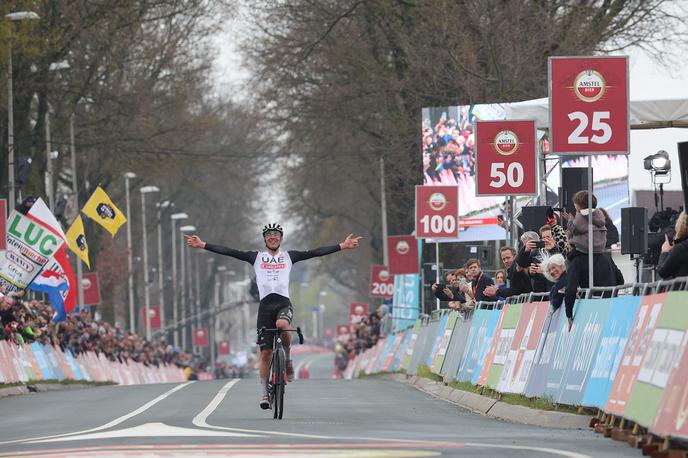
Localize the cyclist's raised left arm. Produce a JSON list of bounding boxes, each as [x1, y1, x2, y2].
[[289, 233, 362, 263]]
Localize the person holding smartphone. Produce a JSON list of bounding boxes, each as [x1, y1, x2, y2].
[[516, 227, 560, 293]]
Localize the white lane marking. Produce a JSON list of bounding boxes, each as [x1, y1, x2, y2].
[[29, 422, 256, 443], [193, 379, 336, 440], [0, 382, 195, 445], [295, 352, 331, 378], [464, 442, 593, 458], [192, 379, 242, 428]]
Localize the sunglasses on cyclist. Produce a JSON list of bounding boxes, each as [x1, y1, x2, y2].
[[264, 231, 282, 238]]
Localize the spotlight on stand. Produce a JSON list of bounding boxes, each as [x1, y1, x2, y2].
[[644, 150, 671, 212], [644, 150, 671, 176]]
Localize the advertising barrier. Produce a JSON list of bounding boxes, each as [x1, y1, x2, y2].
[[0, 340, 185, 385], [345, 282, 688, 442]]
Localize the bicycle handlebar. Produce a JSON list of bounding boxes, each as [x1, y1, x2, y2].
[[257, 326, 304, 345]]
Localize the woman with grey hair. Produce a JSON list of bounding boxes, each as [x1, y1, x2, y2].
[[540, 253, 573, 331]]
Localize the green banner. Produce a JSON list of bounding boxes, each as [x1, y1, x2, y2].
[[487, 303, 523, 389]]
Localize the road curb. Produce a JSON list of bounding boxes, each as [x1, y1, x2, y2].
[[385, 374, 590, 429], [0, 383, 92, 399]]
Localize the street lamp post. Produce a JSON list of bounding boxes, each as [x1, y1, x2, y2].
[[70, 115, 85, 309], [140, 185, 160, 340], [179, 225, 196, 350], [156, 200, 172, 343], [5, 11, 40, 209], [124, 172, 136, 332], [170, 212, 188, 347]]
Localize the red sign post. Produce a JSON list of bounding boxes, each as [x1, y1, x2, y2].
[[369, 264, 394, 298], [218, 340, 230, 355], [475, 120, 537, 196], [415, 185, 459, 238], [141, 305, 161, 330], [549, 56, 629, 155], [387, 235, 418, 275], [194, 327, 209, 348], [349, 303, 369, 325], [81, 272, 101, 306]]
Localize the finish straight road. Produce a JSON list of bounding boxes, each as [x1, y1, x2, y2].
[[0, 374, 634, 457]]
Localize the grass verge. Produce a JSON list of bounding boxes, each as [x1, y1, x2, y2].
[[0, 379, 116, 389]]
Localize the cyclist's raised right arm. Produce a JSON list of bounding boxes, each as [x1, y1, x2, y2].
[[204, 244, 257, 264], [186, 234, 256, 263]]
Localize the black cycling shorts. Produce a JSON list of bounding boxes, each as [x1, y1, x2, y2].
[[256, 293, 293, 350]]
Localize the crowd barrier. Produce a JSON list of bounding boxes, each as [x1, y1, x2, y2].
[[0, 340, 186, 385], [348, 277, 688, 441]]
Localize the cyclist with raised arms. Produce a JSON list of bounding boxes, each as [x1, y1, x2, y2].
[[185, 224, 362, 409]]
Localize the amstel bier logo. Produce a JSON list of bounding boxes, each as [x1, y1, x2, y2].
[[574, 69, 606, 102], [378, 269, 390, 281], [395, 240, 410, 255], [493, 130, 519, 156], [428, 192, 447, 211]]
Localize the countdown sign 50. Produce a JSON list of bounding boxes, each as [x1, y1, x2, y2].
[[414, 185, 459, 239], [476, 120, 537, 197], [549, 56, 629, 155]]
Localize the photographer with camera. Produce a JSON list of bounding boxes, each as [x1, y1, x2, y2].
[[658, 211, 688, 279]]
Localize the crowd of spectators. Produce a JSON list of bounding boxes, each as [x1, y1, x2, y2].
[[334, 306, 388, 377], [0, 290, 196, 370], [429, 193, 632, 332]]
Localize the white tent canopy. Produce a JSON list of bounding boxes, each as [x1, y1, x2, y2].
[[505, 75, 688, 129]]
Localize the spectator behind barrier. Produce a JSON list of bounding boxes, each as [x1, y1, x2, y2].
[[598, 207, 620, 249], [432, 271, 466, 306], [517, 226, 560, 293], [541, 253, 572, 331], [485, 246, 532, 300], [658, 211, 688, 279], [465, 258, 494, 302], [566, 191, 606, 255]]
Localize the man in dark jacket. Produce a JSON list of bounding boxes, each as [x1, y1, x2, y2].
[[564, 252, 623, 322], [484, 246, 532, 299], [465, 258, 494, 302], [432, 271, 466, 304], [658, 212, 688, 279]]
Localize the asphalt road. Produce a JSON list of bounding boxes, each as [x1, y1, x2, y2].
[[0, 363, 637, 458]]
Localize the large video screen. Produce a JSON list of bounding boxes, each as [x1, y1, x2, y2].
[[422, 105, 506, 218]]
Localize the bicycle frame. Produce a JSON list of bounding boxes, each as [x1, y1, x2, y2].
[[257, 327, 304, 419]]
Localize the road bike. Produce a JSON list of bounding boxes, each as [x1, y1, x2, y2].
[[258, 326, 304, 419]]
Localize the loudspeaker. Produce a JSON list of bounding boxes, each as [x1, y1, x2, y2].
[[520, 206, 550, 233], [561, 168, 591, 214], [621, 207, 648, 255], [678, 142, 688, 211]]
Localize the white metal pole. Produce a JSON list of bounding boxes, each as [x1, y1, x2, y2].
[[44, 111, 54, 210], [141, 191, 151, 340], [125, 174, 135, 332], [171, 218, 178, 346], [7, 39, 15, 208], [588, 157, 594, 290], [70, 115, 85, 309], [380, 156, 389, 267], [156, 205, 165, 342], [435, 242, 440, 311], [180, 230, 187, 349]]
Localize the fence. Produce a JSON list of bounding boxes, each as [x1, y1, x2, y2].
[[0, 341, 186, 385], [347, 277, 688, 441]]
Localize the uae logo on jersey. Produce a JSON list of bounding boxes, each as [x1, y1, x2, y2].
[[428, 192, 447, 211], [574, 70, 606, 102], [493, 130, 519, 156], [396, 240, 410, 255]]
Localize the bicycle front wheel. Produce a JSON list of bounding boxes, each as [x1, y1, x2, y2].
[[277, 347, 286, 419]]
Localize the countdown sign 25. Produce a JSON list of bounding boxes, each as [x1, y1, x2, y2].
[[549, 56, 629, 155], [475, 120, 537, 196], [415, 185, 459, 239]]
